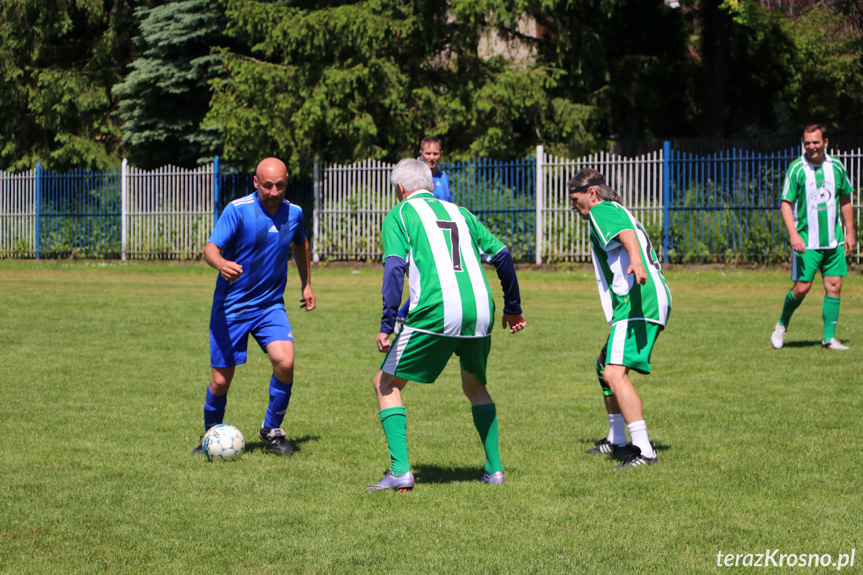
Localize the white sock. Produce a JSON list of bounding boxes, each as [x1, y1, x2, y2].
[[627, 420, 655, 458], [607, 413, 626, 446]]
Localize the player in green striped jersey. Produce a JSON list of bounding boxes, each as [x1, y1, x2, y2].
[[568, 168, 671, 469], [366, 159, 526, 492], [771, 125, 855, 351]]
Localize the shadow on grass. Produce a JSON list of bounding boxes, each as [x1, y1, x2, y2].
[[244, 434, 321, 455], [783, 340, 828, 348], [412, 463, 485, 484], [580, 437, 672, 461]]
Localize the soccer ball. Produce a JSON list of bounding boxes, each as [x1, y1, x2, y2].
[[203, 424, 245, 462]]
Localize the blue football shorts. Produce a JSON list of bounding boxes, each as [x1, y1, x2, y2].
[[209, 308, 293, 368]]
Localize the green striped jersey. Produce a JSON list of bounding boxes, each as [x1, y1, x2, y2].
[[588, 201, 671, 327], [781, 155, 853, 250], [381, 192, 505, 337]]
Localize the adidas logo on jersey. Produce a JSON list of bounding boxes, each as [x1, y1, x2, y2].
[[268, 225, 278, 233]]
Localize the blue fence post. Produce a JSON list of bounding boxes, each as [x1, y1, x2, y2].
[[213, 155, 221, 224], [35, 162, 42, 259], [662, 141, 671, 263]]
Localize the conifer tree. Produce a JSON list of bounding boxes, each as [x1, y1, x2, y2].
[[113, 0, 228, 169], [0, 0, 135, 171]]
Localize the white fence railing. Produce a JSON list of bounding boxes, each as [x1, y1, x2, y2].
[[313, 158, 394, 262], [313, 147, 668, 264], [0, 168, 38, 257], [0, 161, 215, 260], [314, 145, 862, 263], [536, 146, 665, 263], [124, 160, 215, 259], [2, 147, 861, 262]]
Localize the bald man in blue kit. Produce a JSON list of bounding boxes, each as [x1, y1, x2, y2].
[[192, 157, 316, 456]]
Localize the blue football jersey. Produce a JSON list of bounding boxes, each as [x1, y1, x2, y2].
[[432, 170, 452, 202], [208, 193, 306, 320]]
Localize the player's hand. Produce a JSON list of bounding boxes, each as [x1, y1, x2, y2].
[[789, 233, 806, 254], [376, 332, 392, 353], [845, 235, 856, 256], [627, 261, 647, 285], [502, 313, 526, 334], [219, 260, 243, 282], [300, 285, 316, 311]]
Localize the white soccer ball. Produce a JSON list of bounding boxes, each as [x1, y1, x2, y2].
[[203, 424, 245, 462]]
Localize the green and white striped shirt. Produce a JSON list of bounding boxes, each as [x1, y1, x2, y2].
[[381, 192, 505, 337], [588, 201, 671, 327], [782, 154, 853, 250]]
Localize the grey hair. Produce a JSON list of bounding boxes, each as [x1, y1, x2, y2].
[[567, 168, 621, 203], [391, 158, 434, 193]]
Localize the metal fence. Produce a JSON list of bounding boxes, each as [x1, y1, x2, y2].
[[124, 161, 215, 259], [664, 145, 863, 263], [0, 167, 38, 257], [0, 165, 123, 258], [536, 146, 665, 263], [0, 160, 215, 259], [1, 145, 861, 262], [314, 145, 862, 264], [312, 156, 537, 262]]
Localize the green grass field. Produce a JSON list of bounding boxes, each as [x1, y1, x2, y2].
[[1, 261, 861, 574]]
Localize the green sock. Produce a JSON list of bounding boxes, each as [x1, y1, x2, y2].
[[823, 296, 841, 341], [779, 290, 803, 327], [471, 403, 502, 474], [379, 406, 410, 477]]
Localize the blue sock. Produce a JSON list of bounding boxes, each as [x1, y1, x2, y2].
[[263, 376, 293, 429], [204, 388, 227, 430]]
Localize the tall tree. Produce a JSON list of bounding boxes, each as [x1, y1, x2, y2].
[[534, 0, 694, 139], [699, 0, 863, 137], [699, 0, 733, 136], [0, 0, 135, 172], [112, 0, 229, 169], [204, 0, 600, 172], [784, 2, 863, 132]]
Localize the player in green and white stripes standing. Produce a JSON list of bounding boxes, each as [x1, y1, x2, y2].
[[365, 158, 527, 492], [568, 168, 671, 468], [771, 124, 855, 350]]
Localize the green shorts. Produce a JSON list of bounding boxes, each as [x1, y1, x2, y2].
[[596, 320, 663, 396], [380, 327, 492, 384], [791, 246, 847, 282]]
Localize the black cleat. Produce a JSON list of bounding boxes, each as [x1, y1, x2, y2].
[[191, 436, 204, 455], [259, 427, 293, 455], [613, 449, 657, 469], [585, 437, 634, 456]]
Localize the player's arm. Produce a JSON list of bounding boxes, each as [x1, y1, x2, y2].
[[487, 247, 526, 333], [291, 236, 316, 311], [465, 210, 526, 333], [378, 255, 406, 352], [203, 242, 243, 282], [839, 194, 855, 255], [618, 229, 647, 285], [780, 200, 805, 254]]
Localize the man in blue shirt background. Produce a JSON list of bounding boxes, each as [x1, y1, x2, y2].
[[193, 157, 316, 456], [419, 136, 452, 203]]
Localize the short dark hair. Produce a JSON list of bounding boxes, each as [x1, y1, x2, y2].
[[567, 168, 621, 202], [803, 124, 827, 139], [420, 136, 442, 151]]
